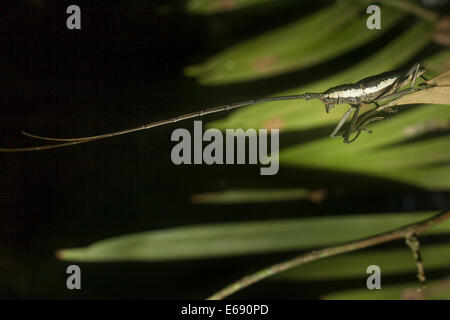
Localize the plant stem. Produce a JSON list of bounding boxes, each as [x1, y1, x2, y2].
[[207, 210, 450, 300]]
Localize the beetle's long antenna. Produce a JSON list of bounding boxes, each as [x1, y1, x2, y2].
[[0, 64, 428, 152], [1, 93, 319, 152], [0, 139, 100, 153]]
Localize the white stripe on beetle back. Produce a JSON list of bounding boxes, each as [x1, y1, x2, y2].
[[328, 88, 363, 99], [328, 77, 397, 99], [364, 77, 397, 94]]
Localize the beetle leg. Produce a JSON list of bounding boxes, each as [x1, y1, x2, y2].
[[380, 89, 412, 109], [410, 63, 420, 91], [325, 102, 335, 114], [354, 104, 379, 133], [330, 105, 355, 138], [343, 104, 361, 144], [373, 89, 410, 103], [345, 130, 362, 143], [357, 116, 385, 132]]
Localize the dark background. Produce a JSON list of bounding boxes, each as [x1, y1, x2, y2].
[[0, 0, 448, 299]]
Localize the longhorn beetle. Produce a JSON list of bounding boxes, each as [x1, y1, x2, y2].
[[319, 63, 427, 143], [0, 64, 427, 152]]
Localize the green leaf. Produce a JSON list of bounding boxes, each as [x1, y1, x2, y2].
[[57, 211, 450, 262], [190, 188, 312, 204], [185, 0, 274, 15], [187, 1, 389, 84], [424, 49, 450, 75]]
